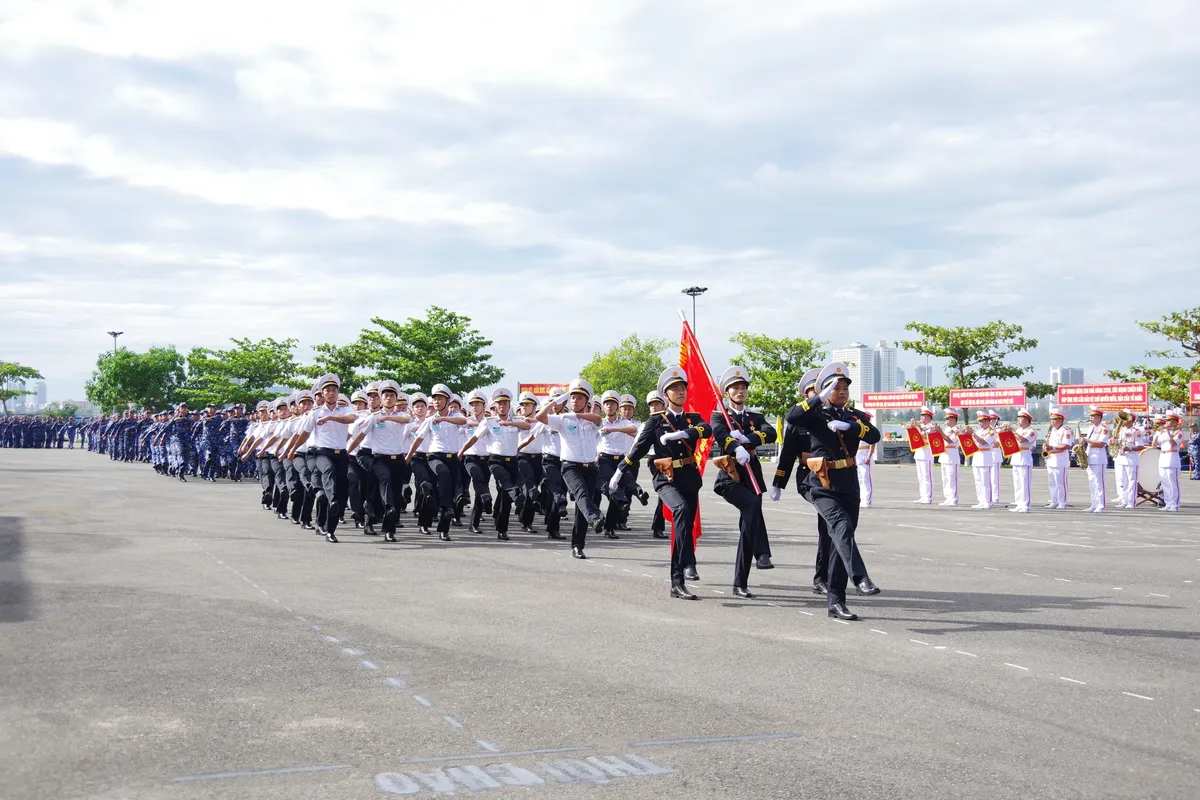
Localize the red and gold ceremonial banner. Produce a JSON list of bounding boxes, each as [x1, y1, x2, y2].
[[948, 387, 1026, 408], [661, 319, 721, 544], [905, 426, 926, 451], [927, 429, 947, 456], [1056, 383, 1149, 412], [518, 383, 567, 397], [958, 433, 980, 457], [1190, 381, 1200, 405], [861, 391, 925, 409], [997, 429, 1021, 458]]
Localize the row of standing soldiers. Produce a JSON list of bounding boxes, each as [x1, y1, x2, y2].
[[0, 416, 82, 448]]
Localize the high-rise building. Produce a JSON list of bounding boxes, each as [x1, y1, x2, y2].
[[34, 380, 47, 410], [1050, 367, 1084, 385], [895, 367, 905, 387], [915, 364, 932, 387], [873, 340, 898, 393], [832, 342, 874, 403]]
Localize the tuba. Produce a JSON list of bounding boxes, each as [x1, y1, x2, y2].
[[1108, 410, 1133, 459]]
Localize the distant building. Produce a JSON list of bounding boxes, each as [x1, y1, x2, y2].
[[895, 367, 905, 387], [34, 380, 47, 410], [832, 343, 873, 403], [1050, 367, 1084, 385], [873, 340, 898, 393], [915, 364, 932, 387]]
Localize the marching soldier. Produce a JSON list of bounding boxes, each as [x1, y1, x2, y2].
[[406, 384, 468, 541], [536, 379, 605, 558], [287, 375, 356, 542], [1082, 405, 1110, 513], [1113, 409, 1147, 509], [939, 411, 962, 506], [1043, 408, 1073, 509], [1009, 409, 1037, 513], [1154, 412, 1184, 511], [459, 387, 531, 540], [910, 407, 936, 504], [710, 366, 776, 598], [968, 411, 996, 509], [596, 390, 639, 539]]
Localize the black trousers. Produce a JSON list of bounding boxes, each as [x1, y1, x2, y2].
[[719, 482, 770, 589], [805, 473, 868, 607], [517, 455, 541, 528], [655, 472, 700, 584], [356, 449, 382, 524], [561, 461, 602, 549], [427, 453, 459, 533], [803, 485, 866, 588], [257, 455, 275, 507], [596, 454, 632, 532], [306, 452, 328, 529], [410, 454, 435, 529], [281, 457, 303, 520], [372, 454, 407, 534], [540, 455, 565, 535], [296, 453, 316, 524], [347, 453, 366, 522], [487, 456, 523, 533], [313, 449, 350, 534], [464, 456, 493, 529]]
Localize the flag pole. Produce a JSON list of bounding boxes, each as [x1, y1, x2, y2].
[[676, 310, 763, 495]]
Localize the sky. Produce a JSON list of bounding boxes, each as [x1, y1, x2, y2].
[[2, 0, 1198, 402]]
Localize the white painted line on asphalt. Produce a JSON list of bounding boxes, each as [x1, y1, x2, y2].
[[622, 568, 633, 573], [984, 567, 1000, 571], [1005, 663, 1029, 671], [1022, 573, 1039, 577], [283, 607, 292, 612], [341, 648, 365, 656], [953, 562, 968, 566], [869, 629, 888, 635], [386, 677, 407, 689], [642, 574, 654, 578], [955, 651, 978, 658], [766, 602, 780, 607], [933, 646, 947, 650], [1059, 677, 1087, 685], [413, 695, 433, 707], [296, 616, 306, 622], [311, 625, 321, 631], [798, 610, 814, 616], [833, 619, 850, 625], [443, 716, 463, 729], [360, 660, 378, 670], [477, 740, 501, 752], [272, 598, 280, 603], [1113, 587, 1123, 591], [920, 557, 935, 562], [1148, 593, 1170, 598], [603, 563, 613, 568], [323, 636, 340, 644], [1122, 692, 1154, 701], [171, 764, 353, 783], [909, 639, 930, 646], [899, 524, 1095, 548], [712, 590, 725, 594], [1054, 578, 1071, 583]]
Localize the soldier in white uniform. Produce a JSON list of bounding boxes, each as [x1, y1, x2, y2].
[[288, 374, 357, 543], [1008, 408, 1037, 513], [910, 406, 936, 504], [596, 390, 640, 538], [856, 412, 876, 508], [969, 411, 996, 509], [939, 411, 962, 506], [345, 380, 412, 541], [985, 411, 1003, 505], [406, 384, 468, 541], [1043, 408, 1073, 509], [1154, 412, 1184, 511], [535, 379, 606, 559], [1082, 405, 1110, 513], [459, 387, 532, 540], [1113, 409, 1147, 509]]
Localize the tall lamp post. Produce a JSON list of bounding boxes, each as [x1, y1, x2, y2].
[[681, 286, 708, 334], [106, 331, 123, 354]]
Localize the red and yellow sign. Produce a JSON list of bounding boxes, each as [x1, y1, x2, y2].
[[861, 391, 925, 410], [958, 433, 979, 457], [927, 429, 947, 456], [1190, 381, 1200, 405], [948, 387, 1026, 408], [1056, 383, 1149, 412], [997, 429, 1022, 458], [518, 383, 567, 397], [905, 426, 926, 452]]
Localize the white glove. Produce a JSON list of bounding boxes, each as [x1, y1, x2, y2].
[[734, 445, 751, 465], [769, 486, 781, 502], [827, 420, 852, 432], [819, 382, 836, 402], [608, 470, 622, 494], [659, 430, 689, 444], [730, 430, 751, 444]]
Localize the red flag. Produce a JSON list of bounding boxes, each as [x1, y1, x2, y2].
[[664, 319, 720, 545]]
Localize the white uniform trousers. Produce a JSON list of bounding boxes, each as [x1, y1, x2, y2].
[[1115, 461, 1138, 508], [972, 466, 992, 508], [990, 463, 1002, 506], [857, 460, 874, 507], [1047, 466, 1068, 508], [914, 459, 934, 503], [1011, 465, 1032, 512], [1159, 463, 1180, 511], [1086, 460, 1107, 510], [940, 461, 960, 505]]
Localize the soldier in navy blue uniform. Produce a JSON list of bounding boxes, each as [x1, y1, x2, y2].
[[710, 366, 777, 598], [609, 367, 712, 600], [786, 362, 881, 620]]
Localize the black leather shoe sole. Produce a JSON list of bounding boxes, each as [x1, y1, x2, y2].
[[670, 585, 698, 600]]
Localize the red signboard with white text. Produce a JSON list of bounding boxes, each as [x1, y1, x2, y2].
[[1056, 383, 1149, 412], [948, 387, 1027, 408], [1190, 381, 1200, 405], [861, 391, 925, 410], [518, 383, 567, 398]]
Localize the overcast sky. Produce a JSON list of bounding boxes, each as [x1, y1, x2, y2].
[[2, 1, 1197, 401]]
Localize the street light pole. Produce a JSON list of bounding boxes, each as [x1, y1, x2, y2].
[[106, 331, 124, 354], [680, 287, 708, 334]]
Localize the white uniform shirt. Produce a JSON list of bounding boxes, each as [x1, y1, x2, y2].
[[473, 416, 522, 457], [1154, 429, 1182, 466], [941, 426, 962, 465], [598, 416, 636, 456], [1009, 425, 1037, 467], [527, 421, 559, 457], [1045, 425, 1073, 469], [415, 413, 466, 454], [367, 411, 410, 456], [302, 404, 351, 450], [971, 428, 996, 468], [547, 413, 601, 464], [1114, 426, 1143, 466], [912, 422, 935, 462], [254, 420, 280, 455], [463, 414, 491, 456]]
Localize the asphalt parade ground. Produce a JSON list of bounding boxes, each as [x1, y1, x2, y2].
[[2, 450, 1198, 799]]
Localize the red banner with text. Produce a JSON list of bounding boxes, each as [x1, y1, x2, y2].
[[1190, 381, 1200, 405], [518, 383, 567, 398], [1056, 383, 1149, 412], [861, 391, 925, 410], [948, 387, 1027, 408]]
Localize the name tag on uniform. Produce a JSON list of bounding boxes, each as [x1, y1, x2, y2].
[[376, 422, 386, 429], [490, 424, 502, 436], [566, 423, 578, 435]]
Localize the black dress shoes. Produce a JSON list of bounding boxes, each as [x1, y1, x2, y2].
[[521, 524, 537, 533], [419, 526, 431, 535], [571, 547, 586, 559], [438, 531, 451, 542], [276, 512, 289, 521], [354, 518, 365, 529], [684, 566, 700, 582], [301, 522, 315, 531], [384, 531, 397, 542], [856, 578, 881, 596], [733, 586, 754, 598], [671, 583, 698, 600], [591, 518, 605, 535], [325, 531, 339, 543], [364, 523, 379, 536], [469, 524, 482, 534], [603, 530, 620, 539], [497, 531, 510, 541], [812, 580, 829, 595], [547, 531, 565, 540], [828, 602, 857, 620], [755, 555, 774, 569], [637, 489, 650, 506], [651, 530, 668, 539]]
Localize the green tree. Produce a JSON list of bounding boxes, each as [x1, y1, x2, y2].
[[0, 361, 43, 414], [729, 332, 828, 420], [358, 307, 504, 394], [180, 337, 300, 408], [42, 404, 79, 420], [899, 321, 1038, 389], [85, 347, 186, 412], [1023, 381, 1056, 400], [580, 334, 671, 417], [905, 381, 950, 409], [1106, 306, 1200, 406], [292, 341, 375, 392]]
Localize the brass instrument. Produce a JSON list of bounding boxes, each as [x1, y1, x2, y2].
[[1071, 423, 1090, 468], [1108, 410, 1134, 459]]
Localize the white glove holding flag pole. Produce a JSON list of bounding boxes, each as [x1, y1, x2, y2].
[[730, 430, 751, 444], [828, 420, 852, 432], [659, 430, 689, 445], [734, 446, 751, 465], [608, 469, 622, 494], [769, 486, 781, 502]]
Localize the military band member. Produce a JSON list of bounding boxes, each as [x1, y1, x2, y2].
[[939, 411, 961, 506], [968, 411, 996, 509], [1082, 405, 1110, 513], [1008, 409, 1037, 513], [536, 379, 605, 558], [910, 407, 936, 504], [786, 362, 880, 620], [856, 412, 876, 508], [1043, 408, 1072, 509], [1154, 412, 1184, 512], [710, 366, 777, 598], [609, 367, 711, 598], [1113, 409, 1147, 509]]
